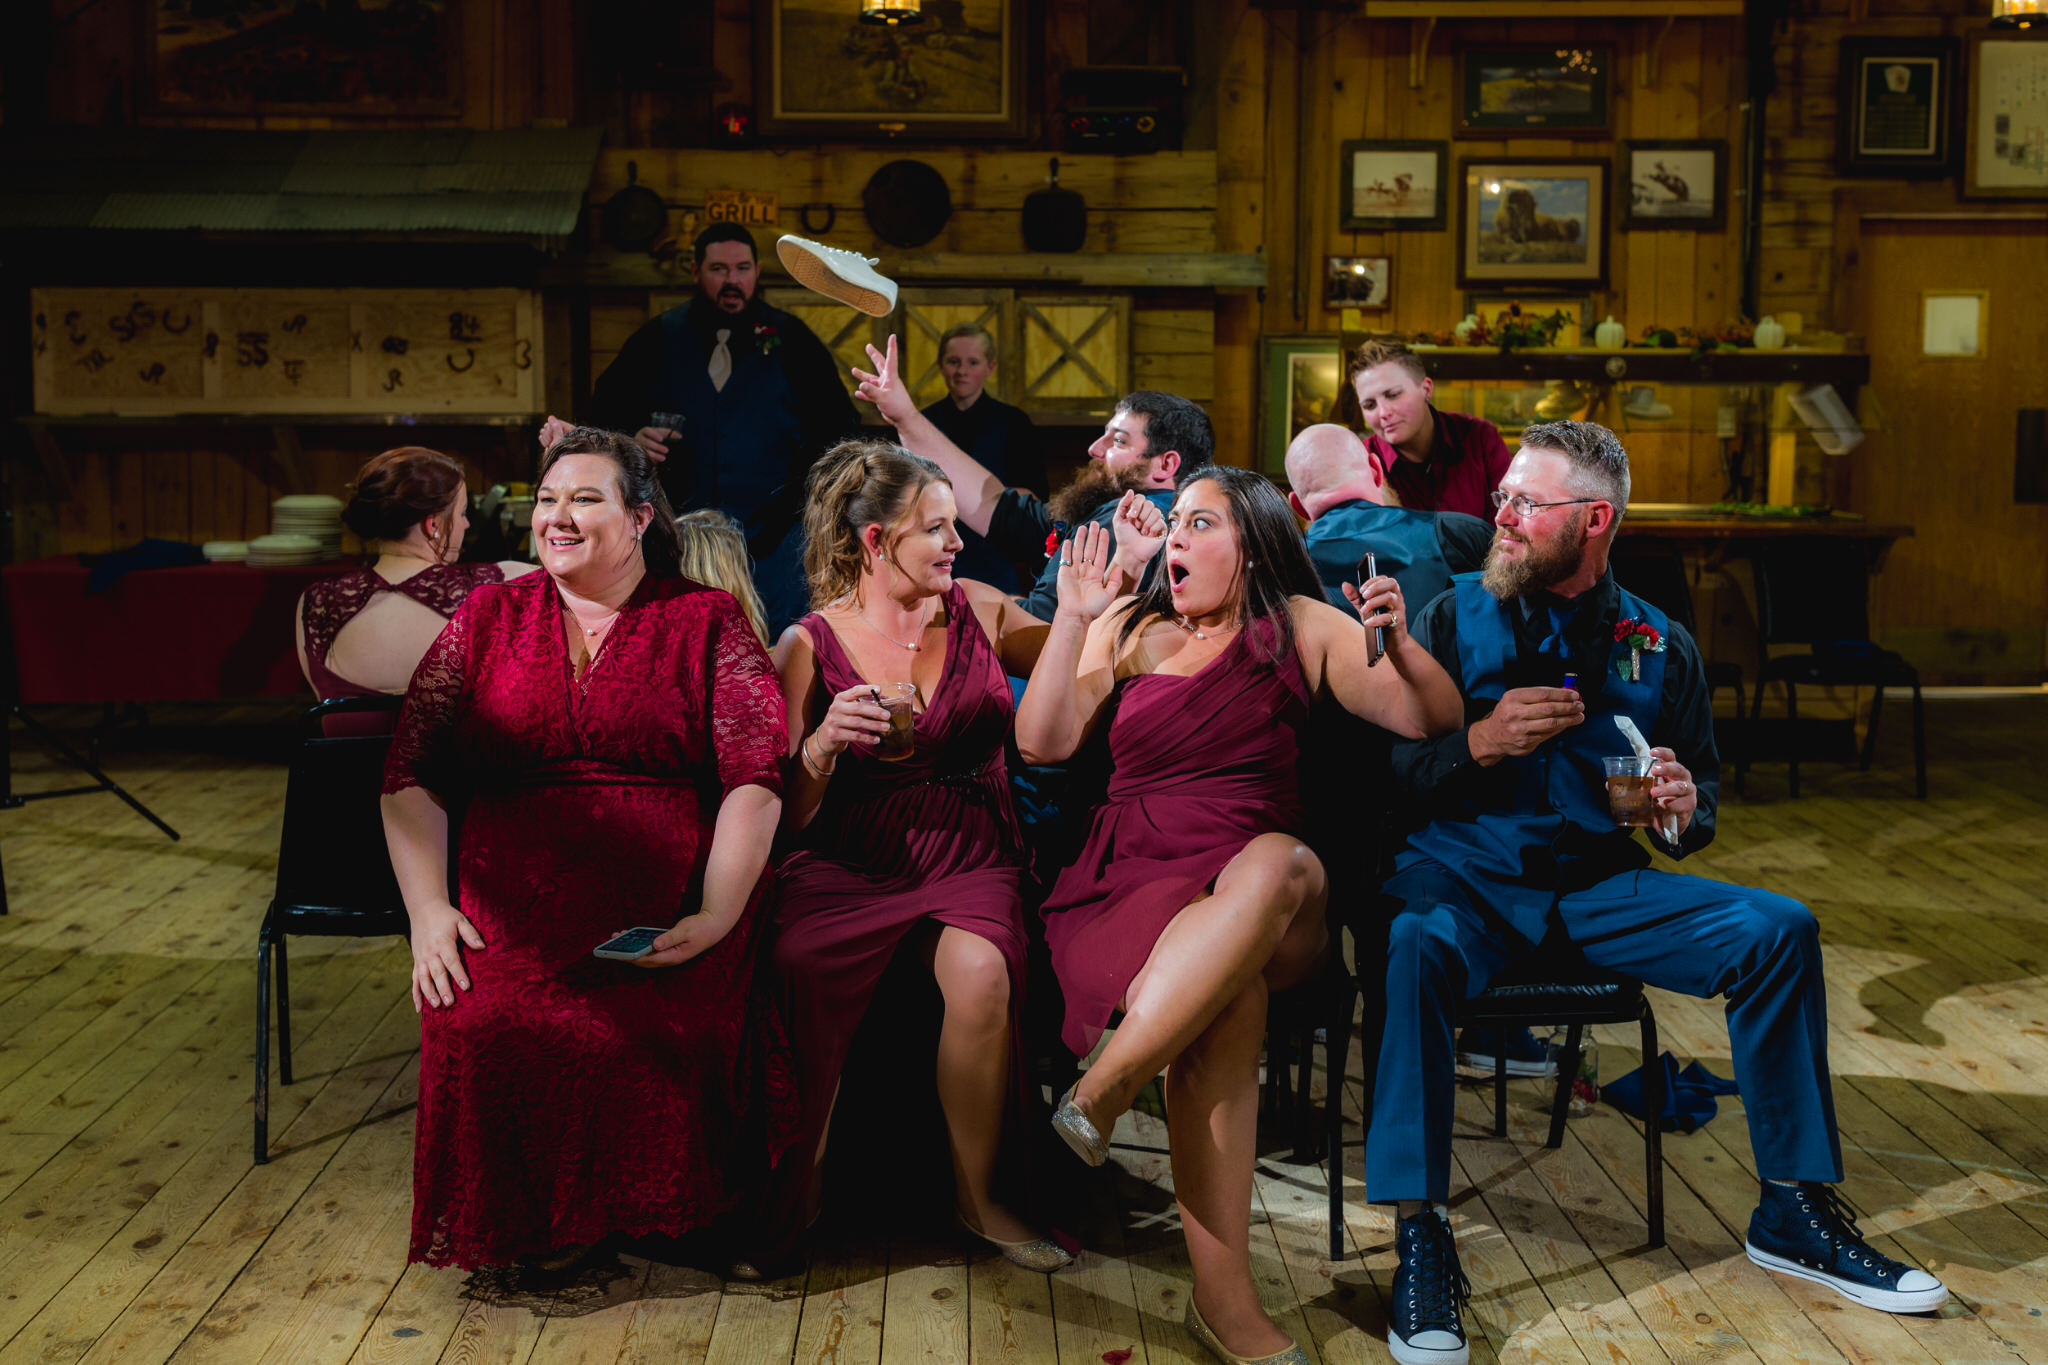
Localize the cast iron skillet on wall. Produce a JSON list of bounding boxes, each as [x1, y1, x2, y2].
[[862, 160, 953, 248], [603, 161, 668, 253], [1023, 158, 1085, 253]]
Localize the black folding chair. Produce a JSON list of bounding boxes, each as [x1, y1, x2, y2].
[[254, 696, 411, 1164], [1747, 540, 1925, 798], [1610, 539, 1748, 788]]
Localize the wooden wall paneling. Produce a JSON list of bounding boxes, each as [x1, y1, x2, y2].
[[1212, 0, 1266, 467], [55, 449, 113, 558], [589, 295, 653, 392], [1017, 296, 1131, 411], [757, 291, 886, 400], [590, 150, 1219, 211], [1132, 305, 1215, 402]]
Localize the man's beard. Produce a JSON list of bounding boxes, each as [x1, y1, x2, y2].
[[1048, 459, 1154, 527], [1480, 514, 1584, 599], [703, 284, 754, 315]]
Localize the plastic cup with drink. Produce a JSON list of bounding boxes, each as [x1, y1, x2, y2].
[[870, 682, 918, 762]]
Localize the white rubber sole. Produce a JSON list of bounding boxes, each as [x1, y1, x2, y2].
[[1388, 1327, 1469, 1365], [1745, 1242, 1950, 1313]]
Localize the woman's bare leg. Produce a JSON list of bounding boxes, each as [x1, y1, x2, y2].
[[1070, 832, 1326, 1126], [925, 925, 1037, 1242], [1170, 977, 1293, 1357]]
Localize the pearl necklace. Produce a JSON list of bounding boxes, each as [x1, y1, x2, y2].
[[861, 603, 935, 652], [1176, 615, 1237, 641]]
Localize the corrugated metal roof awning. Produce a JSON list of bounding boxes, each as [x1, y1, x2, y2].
[[0, 128, 602, 245]]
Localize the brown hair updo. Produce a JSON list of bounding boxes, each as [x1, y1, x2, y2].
[[342, 447, 467, 547], [801, 439, 949, 609], [537, 426, 684, 577]]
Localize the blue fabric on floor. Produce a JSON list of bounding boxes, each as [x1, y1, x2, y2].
[[1602, 1052, 1739, 1133]]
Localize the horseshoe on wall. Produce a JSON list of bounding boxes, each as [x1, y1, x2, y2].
[[446, 347, 476, 373], [800, 203, 837, 235]]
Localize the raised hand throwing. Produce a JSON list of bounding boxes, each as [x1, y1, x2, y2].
[[852, 334, 917, 429]]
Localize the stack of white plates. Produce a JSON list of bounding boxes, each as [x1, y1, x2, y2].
[[246, 534, 325, 567], [202, 540, 248, 563], [271, 494, 344, 559]]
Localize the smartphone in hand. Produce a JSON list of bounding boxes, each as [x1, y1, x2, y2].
[[593, 926, 670, 961], [1355, 551, 1387, 666]]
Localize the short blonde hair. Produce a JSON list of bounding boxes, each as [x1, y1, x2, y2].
[[674, 509, 770, 647], [1346, 339, 1429, 387]]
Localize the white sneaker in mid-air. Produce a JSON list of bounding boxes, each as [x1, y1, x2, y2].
[[775, 235, 899, 317]]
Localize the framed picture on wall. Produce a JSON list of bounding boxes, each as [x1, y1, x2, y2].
[[755, 0, 1026, 140], [1464, 294, 1593, 342], [1457, 159, 1609, 289], [1455, 47, 1612, 138], [1835, 37, 1958, 177], [146, 0, 462, 115], [1338, 140, 1449, 230], [1326, 257, 1391, 310], [1258, 334, 1344, 477], [1965, 30, 2048, 200], [1622, 141, 1726, 230]]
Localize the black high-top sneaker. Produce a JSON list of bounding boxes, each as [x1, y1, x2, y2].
[[1745, 1182, 1948, 1313], [1389, 1207, 1472, 1365]]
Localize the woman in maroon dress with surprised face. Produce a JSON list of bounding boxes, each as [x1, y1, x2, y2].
[[1018, 467, 1463, 1362], [380, 427, 797, 1270]]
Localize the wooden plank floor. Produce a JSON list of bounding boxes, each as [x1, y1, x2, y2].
[[0, 695, 2043, 1364]]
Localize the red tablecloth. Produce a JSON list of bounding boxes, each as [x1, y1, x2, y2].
[[3, 556, 353, 704]]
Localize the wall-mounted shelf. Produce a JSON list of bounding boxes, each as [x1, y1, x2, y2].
[[543, 250, 1266, 292], [1410, 349, 1870, 388]]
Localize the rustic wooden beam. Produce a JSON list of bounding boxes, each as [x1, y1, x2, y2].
[[542, 251, 1268, 291], [1367, 0, 1739, 13]]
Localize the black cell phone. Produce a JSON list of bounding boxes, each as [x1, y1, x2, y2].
[[1356, 552, 1387, 665], [593, 926, 667, 961]]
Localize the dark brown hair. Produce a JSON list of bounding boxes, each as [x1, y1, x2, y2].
[[342, 447, 467, 545], [1115, 466, 1325, 665], [801, 439, 949, 609], [537, 427, 683, 576]]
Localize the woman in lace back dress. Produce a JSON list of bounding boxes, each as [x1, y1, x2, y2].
[[1018, 467, 1463, 1363], [297, 447, 536, 713], [379, 427, 798, 1270], [762, 441, 1159, 1272]]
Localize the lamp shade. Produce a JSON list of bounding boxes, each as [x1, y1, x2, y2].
[[860, 0, 923, 24]]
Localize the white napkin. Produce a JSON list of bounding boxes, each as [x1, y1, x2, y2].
[[1613, 717, 1681, 843]]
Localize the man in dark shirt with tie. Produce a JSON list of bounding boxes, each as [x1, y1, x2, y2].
[[589, 222, 858, 630], [1349, 340, 1513, 521], [1368, 420, 1946, 1365]]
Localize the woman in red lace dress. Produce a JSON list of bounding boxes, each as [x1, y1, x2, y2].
[[763, 441, 1156, 1272], [1018, 467, 1462, 1362], [297, 446, 535, 708], [380, 427, 798, 1270]]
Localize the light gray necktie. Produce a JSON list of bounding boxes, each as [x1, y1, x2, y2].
[[708, 328, 733, 392]]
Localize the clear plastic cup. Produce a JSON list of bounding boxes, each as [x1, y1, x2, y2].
[[873, 682, 917, 762], [1603, 754, 1655, 828]]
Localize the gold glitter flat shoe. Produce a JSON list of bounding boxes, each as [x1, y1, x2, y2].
[[1051, 1085, 1108, 1167], [1185, 1296, 1312, 1365], [958, 1214, 1076, 1273]]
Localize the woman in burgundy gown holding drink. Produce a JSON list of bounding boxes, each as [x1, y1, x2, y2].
[[764, 439, 1162, 1272], [1018, 466, 1462, 1363], [381, 427, 797, 1270]]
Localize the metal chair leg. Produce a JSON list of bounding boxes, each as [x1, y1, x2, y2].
[[1640, 1006, 1665, 1247], [1326, 980, 1355, 1260], [274, 930, 294, 1087], [1493, 1046, 1509, 1137], [1731, 676, 1749, 796], [1546, 1023, 1583, 1150], [255, 921, 273, 1166], [1859, 685, 1885, 772], [1783, 681, 1801, 798], [1910, 680, 1927, 799]]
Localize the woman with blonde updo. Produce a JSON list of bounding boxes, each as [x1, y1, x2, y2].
[[756, 438, 1159, 1274]]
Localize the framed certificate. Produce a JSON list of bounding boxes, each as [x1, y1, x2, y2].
[[1836, 37, 1958, 177], [1965, 30, 2048, 200]]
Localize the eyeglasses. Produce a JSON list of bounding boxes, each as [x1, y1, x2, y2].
[[1489, 491, 1602, 518]]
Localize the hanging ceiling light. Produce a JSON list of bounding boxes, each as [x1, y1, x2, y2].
[[860, 0, 923, 25], [1990, 0, 2043, 27]]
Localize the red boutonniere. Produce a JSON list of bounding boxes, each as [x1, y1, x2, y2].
[[1613, 618, 1666, 682], [1044, 521, 1067, 559], [753, 321, 781, 354]]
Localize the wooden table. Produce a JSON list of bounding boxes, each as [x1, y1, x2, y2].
[[1618, 513, 1914, 568]]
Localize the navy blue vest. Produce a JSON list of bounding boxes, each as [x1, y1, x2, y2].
[[1405, 574, 1670, 938], [1305, 501, 1465, 614], [650, 302, 804, 535]]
